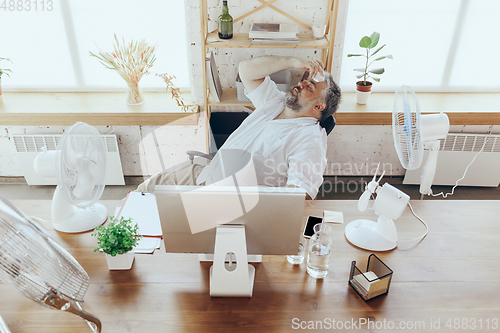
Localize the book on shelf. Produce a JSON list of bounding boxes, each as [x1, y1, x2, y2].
[[251, 37, 300, 44], [205, 51, 222, 103], [249, 23, 298, 39]]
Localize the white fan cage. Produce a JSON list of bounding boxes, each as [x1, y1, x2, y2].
[[56, 122, 107, 208], [392, 85, 424, 170]]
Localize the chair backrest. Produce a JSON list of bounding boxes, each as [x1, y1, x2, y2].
[[210, 112, 336, 150], [319, 115, 336, 135]]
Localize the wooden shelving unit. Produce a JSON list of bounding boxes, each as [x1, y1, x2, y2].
[[199, 0, 340, 152]]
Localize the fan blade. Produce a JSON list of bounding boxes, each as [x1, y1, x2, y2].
[[72, 168, 95, 199], [358, 190, 371, 212]]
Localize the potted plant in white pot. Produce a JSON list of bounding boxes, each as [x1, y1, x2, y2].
[[347, 32, 392, 104], [0, 57, 13, 98], [92, 216, 142, 270]]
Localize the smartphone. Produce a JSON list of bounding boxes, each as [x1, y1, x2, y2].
[[303, 216, 323, 239]]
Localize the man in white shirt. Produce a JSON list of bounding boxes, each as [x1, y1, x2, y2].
[[136, 56, 341, 199]]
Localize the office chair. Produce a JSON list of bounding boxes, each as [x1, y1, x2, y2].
[[187, 114, 336, 163]]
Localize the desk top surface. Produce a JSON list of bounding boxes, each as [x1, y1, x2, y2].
[[1, 200, 499, 333]]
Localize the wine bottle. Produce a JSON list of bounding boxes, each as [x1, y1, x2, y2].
[[218, 1, 233, 39]]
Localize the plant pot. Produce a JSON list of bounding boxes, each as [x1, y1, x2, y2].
[[356, 81, 372, 105], [105, 251, 135, 270]]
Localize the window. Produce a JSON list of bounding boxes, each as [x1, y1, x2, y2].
[[0, 0, 190, 91], [340, 0, 500, 92]]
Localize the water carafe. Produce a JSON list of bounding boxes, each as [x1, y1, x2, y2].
[[306, 223, 332, 278]]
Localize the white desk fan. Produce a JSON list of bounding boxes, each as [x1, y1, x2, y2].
[[34, 122, 107, 233], [393, 85, 449, 197], [0, 195, 101, 332], [345, 164, 410, 251], [345, 85, 443, 251]]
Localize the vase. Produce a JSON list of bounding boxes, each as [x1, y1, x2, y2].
[[126, 82, 144, 106], [105, 251, 135, 270]]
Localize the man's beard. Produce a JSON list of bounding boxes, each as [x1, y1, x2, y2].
[[285, 85, 305, 112]]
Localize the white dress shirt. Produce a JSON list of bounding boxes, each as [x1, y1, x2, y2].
[[196, 76, 327, 198]]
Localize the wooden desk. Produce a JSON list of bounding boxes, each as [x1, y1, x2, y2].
[[1, 200, 499, 332]]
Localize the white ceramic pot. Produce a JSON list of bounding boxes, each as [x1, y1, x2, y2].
[[356, 90, 371, 105], [105, 251, 135, 270]]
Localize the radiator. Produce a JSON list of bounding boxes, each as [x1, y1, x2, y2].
[[403, 133, 500, 187], [11, 134, 125, 185]]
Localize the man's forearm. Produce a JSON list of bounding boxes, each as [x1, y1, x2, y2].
[[238, 56, 323, 94], [239, 56, 296, 83]]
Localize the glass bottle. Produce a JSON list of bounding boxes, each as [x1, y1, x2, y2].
[[218, 1, 233, 39], [306, 223, 332, 279]]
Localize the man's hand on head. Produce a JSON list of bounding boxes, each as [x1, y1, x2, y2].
[[291, 58, 325, 79], [238, 56, 325, 95]]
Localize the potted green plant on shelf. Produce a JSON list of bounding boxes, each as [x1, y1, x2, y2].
[[0, 57, 13, 98], [92, 216, 142, 270], [347, 32, 392, 104]]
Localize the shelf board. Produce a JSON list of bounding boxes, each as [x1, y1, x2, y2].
[[206, 33, 330, 49], [336, 92, 500, 125], [208, 90, 500, 125], [208, 88, 254, 107], [0, 92, 200, 126]]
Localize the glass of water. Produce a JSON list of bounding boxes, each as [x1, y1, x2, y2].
[[306, 223, 333, 278], [287, 236, 306, 265]]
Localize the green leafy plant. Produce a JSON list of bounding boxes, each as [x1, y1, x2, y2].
[[0, 57, 13, 77], [92, 216, 141, 256], [347, 32, 392, 86]]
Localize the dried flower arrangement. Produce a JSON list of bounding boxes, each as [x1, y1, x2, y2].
[[156, 73, 197, 113], [90, 35, 156, 105]]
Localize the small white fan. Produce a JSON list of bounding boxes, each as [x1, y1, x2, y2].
[[0, 195, 101, 332], [345, 164, 410, 251], [34, 122, 107, 233], [393, 85, 449, 197]]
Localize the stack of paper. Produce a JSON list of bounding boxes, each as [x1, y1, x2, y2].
[[351, 271, 389, 300], [115, 192, 163, 254], [249, 23, 299, 44]]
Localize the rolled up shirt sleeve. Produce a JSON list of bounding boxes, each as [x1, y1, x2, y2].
[[286, 138, 327, 199], [246, 76, 285, 111]]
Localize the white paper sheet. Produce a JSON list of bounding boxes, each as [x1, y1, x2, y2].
[[117, 192, 162, 236]]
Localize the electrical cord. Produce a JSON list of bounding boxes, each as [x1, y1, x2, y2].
[[430, 126, 494, 198], [29, 216, 51, 225], [397, 202, 429, 248]]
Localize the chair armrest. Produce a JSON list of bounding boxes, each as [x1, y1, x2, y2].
[[186, 150, 214, 162]]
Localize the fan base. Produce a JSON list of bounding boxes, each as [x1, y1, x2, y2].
[[53, 202, 107, 233], [345, 219, 397, 251]]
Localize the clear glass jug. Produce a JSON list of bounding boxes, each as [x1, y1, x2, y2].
[[306, 223, 332, 278]]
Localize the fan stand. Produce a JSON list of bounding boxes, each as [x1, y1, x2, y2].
[[345, 215, 398, 251], [52, 186, 107, 233]]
